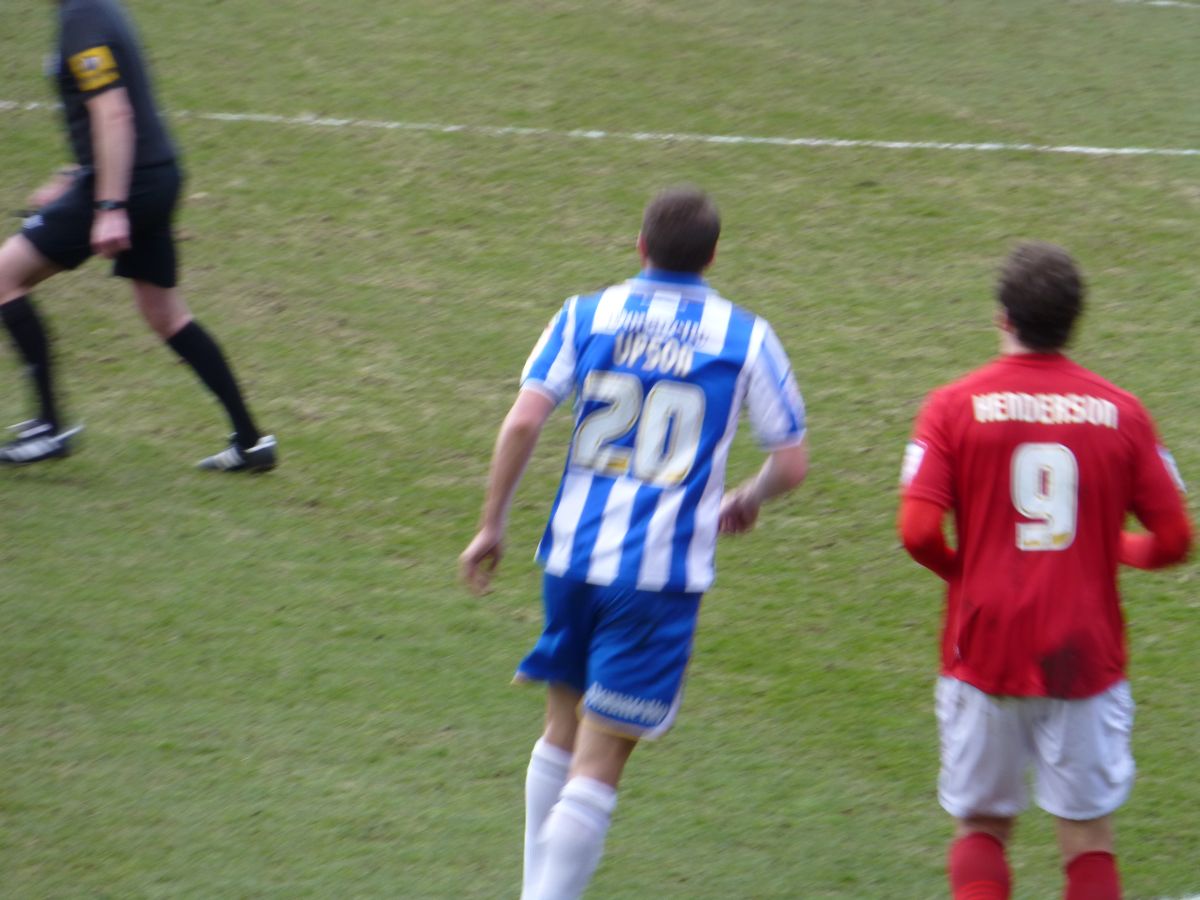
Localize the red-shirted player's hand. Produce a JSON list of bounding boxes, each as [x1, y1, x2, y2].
[[460, 526, 505, 595], [719, 487, 761, 535], [92, 209, 131, 259], [1118, 512, 1193, 570]]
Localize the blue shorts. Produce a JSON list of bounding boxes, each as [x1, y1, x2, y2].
[[516, 572, 702, 740]]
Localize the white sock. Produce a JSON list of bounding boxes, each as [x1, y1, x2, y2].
[[522, 738, 572, 900], [528, 776, 617, 900]]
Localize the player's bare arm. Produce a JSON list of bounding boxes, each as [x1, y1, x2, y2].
[[719, 436, 808, 535], [86, 87, 135, 259], [460, 388, 556, 594]]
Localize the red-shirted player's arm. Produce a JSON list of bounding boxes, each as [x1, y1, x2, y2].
[[898, 497, 958, 580], [1119, 506, 1193, 570], [1123, 404, 1192, 570]]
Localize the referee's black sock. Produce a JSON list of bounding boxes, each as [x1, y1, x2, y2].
[[166, 319, 261, 448], [1, 295, 59, 430]]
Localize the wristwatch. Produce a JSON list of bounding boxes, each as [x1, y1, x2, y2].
[[93, 199, 127, 211]]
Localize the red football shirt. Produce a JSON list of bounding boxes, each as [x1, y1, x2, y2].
[[903, 353, 1187, 698]]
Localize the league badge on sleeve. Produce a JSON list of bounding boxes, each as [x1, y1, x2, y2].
[[68, 46, 119, 92], [900, 440, 926, 487], [1158, 446, 1187, 494]]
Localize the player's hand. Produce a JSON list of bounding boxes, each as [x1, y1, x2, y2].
[[460, 526, 505, 595], [719, 486, 761, 535], [91, 209, 131, 259]]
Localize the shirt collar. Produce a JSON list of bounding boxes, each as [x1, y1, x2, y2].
[[630, 268, 709, 288], [999, 351, 1070, 365]]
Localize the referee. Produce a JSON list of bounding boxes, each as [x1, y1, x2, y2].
[[0, 0, 276, 471]]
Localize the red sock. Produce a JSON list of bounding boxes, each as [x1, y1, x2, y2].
[[948, 833, 1011, 900], [1065, 851, 1121, 900]]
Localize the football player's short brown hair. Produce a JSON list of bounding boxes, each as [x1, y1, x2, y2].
[[997, 242, 1084, 351], [641, 187, 720, 274]]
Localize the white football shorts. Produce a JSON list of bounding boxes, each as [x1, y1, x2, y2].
[[935, 676, 1135, 821]]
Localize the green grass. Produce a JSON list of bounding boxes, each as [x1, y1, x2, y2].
[[2, 1, 1198, 896]]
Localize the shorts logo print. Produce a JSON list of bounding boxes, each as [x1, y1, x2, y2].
[[585, 682, 671, 727]]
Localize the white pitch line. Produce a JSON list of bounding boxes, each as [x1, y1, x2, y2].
[[1117, 0, 1200, 8], [3, 99, 1199, 160]]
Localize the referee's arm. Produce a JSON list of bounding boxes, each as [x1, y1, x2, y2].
[[87, 87, 135, 258]]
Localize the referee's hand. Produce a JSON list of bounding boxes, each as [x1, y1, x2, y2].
[[92, 209, 132, 258]]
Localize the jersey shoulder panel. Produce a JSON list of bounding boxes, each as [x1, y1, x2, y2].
[[917, 369, 979, 427], [724, 299, 758, 331], [1051, 358, 1146, 407], [942, 358, 1008, 394], [570, 286, 614, 336], [60, 0, 119, 45]]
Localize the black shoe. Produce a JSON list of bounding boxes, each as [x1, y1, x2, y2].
[[196, 433, 277, 472], [0, 419, 83, 465]]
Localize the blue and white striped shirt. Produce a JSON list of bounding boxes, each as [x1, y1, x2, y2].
[[522, 269, 806, 593]]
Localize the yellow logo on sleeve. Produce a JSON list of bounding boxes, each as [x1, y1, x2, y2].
[[68, 45, 119, 92]]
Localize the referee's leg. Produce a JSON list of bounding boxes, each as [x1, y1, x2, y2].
[[131, 279, 265, 456], [122, 162, 271, 468], [0, 234, 65, 431]]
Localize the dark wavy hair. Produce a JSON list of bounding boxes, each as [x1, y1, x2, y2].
[[641, 187, 720, 274], [997, 242, 1084, 351]]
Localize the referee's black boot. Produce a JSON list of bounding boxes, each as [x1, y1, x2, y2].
[[196, 433, 277, 473], [0, 419, 83, 465]]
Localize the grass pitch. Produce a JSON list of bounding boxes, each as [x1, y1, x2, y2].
[[1, 1, 1197, 897]]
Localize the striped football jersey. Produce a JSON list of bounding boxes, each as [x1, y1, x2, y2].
[[521, 269, 806, 593]]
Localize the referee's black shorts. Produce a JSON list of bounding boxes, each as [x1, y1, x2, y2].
[[22, 160, 183, 288]]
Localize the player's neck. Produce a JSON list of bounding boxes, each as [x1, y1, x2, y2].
[[1000, 330, 1030, 355], [999, 333, 1067, 359]]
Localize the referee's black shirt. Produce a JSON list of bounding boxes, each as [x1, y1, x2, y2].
[[54, 0, 176, 169]]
